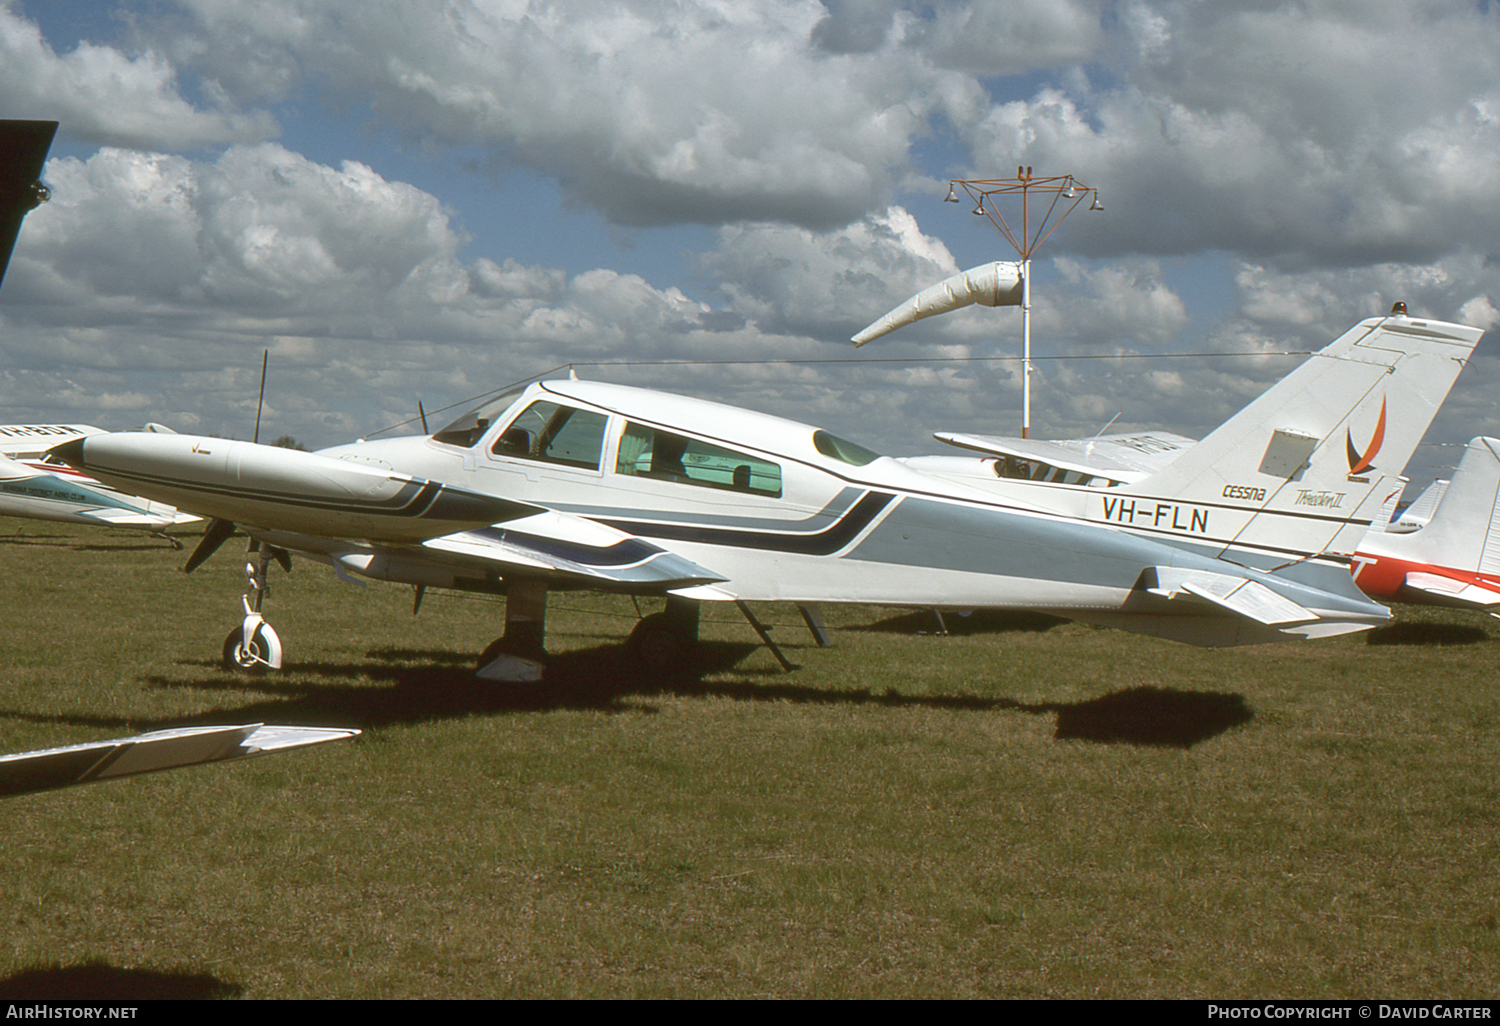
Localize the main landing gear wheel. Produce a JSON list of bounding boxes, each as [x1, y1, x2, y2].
[[222, 621, 283, 673], [475, 636, 547, 682], [627, 612, 700, 679]]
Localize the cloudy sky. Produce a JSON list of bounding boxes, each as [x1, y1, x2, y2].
[[2, 0, 1498, 486]]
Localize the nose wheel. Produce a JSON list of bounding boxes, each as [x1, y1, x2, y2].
[[222, 613, 283, 672], [221, 547, 285, 672]]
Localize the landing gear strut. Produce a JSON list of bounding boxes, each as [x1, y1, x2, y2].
[[476, 579, 548, 681], [221, 544, 283, 672]]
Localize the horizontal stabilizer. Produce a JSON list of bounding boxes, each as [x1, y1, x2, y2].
[[933, 429, 1197, 483], [0, 723, 359, 798], [1401, 571, 1500, 609], [852, 261, 1022, 346], [73, 506, 202, 527], [1145, 566, 1318, 626]]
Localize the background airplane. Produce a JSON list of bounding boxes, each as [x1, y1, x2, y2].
[[1351, 437, 1500, 610], [52, 303, 1481, 680], [0, 425, 201, 544]]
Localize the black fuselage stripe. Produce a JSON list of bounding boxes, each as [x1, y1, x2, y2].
[[596, 491, 895, 555]]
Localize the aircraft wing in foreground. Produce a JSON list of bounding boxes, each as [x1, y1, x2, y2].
[[0, 119, 54, 289], [0, 723, 359, 798], [52, 307, 1482, 679], [1352, 437, 1500, 610]]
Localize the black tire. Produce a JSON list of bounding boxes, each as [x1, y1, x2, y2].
[[222, 625, 269, 673], [627, 612, 699, 678]]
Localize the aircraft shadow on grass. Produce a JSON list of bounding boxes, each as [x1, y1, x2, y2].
[[5, 636, 1253, 749], [0, 961, 241, 1000], [1363, 621, 1489, 646], [844, 608, 1068, 636]]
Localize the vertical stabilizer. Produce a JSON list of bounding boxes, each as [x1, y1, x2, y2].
[[1127, 313, 1482, 562], [1382, 438, 1500, 574]]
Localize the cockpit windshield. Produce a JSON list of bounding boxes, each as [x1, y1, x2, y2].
[[813, 430, 882, 467], [431, 388, 526, 448]]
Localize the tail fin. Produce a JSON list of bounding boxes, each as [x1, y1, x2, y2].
[[0, 119, 58, 289], [1385, 437, 1500, 574], [1129, 312, 1483, 563]]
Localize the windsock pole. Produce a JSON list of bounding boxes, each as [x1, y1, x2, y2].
[[1020, 258, 1031, 438]]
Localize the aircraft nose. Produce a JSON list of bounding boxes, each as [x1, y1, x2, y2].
[[46, 437, 87, 469]]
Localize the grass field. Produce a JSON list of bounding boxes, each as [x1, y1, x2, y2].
[[2, 523, 1498, 999]]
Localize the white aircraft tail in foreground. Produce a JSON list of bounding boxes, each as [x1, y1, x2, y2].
[[0, 724, 359, 798], [910, 309, 1484, 570], [1351, 438, 1500, 609]]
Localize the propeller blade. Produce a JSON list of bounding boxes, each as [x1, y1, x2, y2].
[[184, 517, 237, 574]]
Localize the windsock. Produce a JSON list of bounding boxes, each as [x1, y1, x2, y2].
[[851, 261, 1023, 346]]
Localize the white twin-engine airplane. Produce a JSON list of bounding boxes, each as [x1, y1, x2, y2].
[[51, 305, 1481, 680]]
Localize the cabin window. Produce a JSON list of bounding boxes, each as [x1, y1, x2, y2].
[[615, 423, 782, 497], [491, 400, 608, 470], [812, 430, 882, 467], [431, 388, 526, 448]]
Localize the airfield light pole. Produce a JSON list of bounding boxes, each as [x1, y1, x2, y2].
[[946, 169, 1101, 438]]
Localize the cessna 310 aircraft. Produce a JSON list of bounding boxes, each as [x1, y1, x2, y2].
[[51, 300, 1482, 680]]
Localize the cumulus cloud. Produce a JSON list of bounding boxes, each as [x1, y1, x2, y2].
[[0, 1, 275, 148], [962, 1, 1500, 264], [127, 0, 981, 229], [3, 1, 1499, 464]]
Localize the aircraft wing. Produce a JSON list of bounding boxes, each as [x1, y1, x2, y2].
[[0, 723, 359, 798], [1400, 571, 1500, 609], [0, 119, 56, 289], [270, 509, 727, 594], [933, 430, 1198, 483]]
